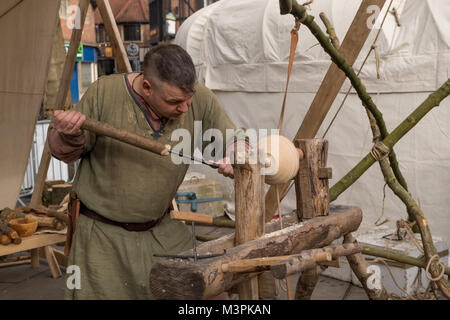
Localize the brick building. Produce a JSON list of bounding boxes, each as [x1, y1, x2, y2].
[[94, 0, 151, 75]]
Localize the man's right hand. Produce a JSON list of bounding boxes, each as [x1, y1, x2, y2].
[[53, 110, 86, 137]]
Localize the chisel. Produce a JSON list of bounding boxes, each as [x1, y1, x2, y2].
[[169, 150, 219, 169]]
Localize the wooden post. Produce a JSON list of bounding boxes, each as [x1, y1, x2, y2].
[[294, 139, 331, 220], [233, 150, 264, 300], [293, 138, 331, 299], [30, 0, 90, 208], [96, 0, 132, 73], [265, 0, 387, 222]]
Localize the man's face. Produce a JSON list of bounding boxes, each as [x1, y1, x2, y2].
[[143, 79, 193, 120]]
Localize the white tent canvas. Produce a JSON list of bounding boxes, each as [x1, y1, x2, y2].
[[0, 0, 60, 208], [176, 0, 450, 245]]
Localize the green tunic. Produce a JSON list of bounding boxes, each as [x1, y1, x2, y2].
[[63, 74, 242, 299]]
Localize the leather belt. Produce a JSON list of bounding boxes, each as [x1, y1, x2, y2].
[[79, 201, 166, 232]]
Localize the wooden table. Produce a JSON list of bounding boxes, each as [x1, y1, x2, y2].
[[0, 233, 66, 278]]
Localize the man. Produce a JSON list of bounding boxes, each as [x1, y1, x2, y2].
[[49, 44, 245, 299]]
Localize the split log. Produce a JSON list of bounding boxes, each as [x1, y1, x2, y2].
[[271, 243, 361, 279], [149, 206, 362, 299], [344, 233, 388, 300]]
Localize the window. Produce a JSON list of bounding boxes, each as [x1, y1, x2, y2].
[[123, 24, 141, 42], [96, 25, 109, 43]]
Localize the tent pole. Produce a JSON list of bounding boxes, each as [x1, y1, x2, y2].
[[30, 0, 91, 208]]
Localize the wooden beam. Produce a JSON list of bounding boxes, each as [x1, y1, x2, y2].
[[149, 206, 362, 299], [222, 255, 295, 273], [97, 0, 132, 73], [265, 0, 387, 222], [170, 210, 213, 225], [30, 0, 91, 208]]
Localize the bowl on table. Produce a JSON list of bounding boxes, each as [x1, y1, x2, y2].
[[8, 217, 38, 237]]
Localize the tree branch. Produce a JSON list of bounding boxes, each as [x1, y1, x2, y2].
[[330, 79, 450, 201], [283, 0, 409, 203]]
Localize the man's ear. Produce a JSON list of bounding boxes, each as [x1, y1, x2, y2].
[[142, 79, 152, 96]]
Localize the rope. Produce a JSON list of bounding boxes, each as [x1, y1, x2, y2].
[[425, 254, 446, 282], [322, 0, 395, 138], [370, 141, 390, 161]]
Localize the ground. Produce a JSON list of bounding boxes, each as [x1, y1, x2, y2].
[[0, 253, 367, 300]]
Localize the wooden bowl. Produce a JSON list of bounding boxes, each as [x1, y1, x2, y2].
[[8, 217, 38, 237]]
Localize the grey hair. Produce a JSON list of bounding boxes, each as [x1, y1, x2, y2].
[[143, 44, 197, 93]]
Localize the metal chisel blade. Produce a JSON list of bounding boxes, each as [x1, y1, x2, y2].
[[169, 150, 219, 169]]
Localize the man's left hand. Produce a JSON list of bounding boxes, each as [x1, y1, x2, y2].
[[216, 157, 234, 178], [215, 140, 250, 179]]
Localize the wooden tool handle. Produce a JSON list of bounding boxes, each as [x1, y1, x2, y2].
[[170, 210, 214, 225], [81, 118, 171, 156]]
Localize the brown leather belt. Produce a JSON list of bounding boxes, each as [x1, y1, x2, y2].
[[79, 201, 166, 232]]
